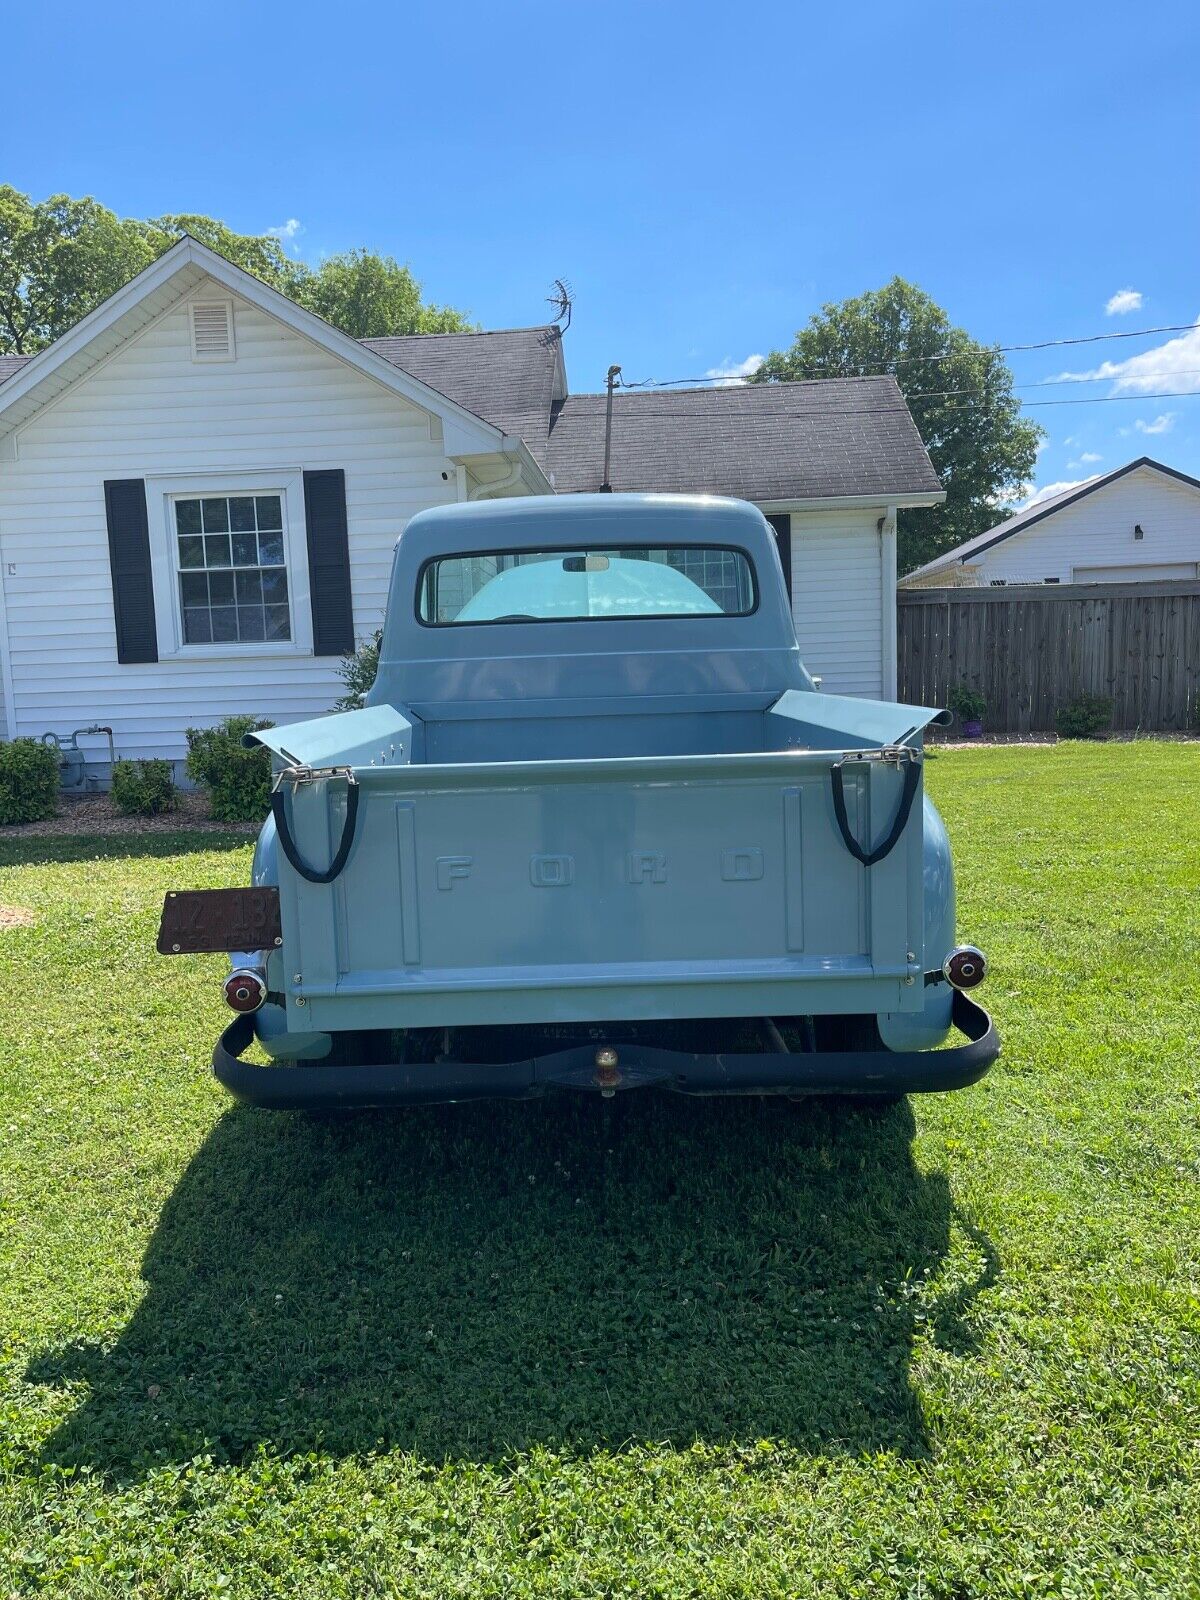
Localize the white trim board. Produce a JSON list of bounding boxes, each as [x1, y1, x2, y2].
[[755, 492, 944, 514]]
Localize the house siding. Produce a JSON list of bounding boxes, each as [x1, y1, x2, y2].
[[785, 507, 884, 697], [0, 281, 459, 764], [906, 466, 1200, 588]]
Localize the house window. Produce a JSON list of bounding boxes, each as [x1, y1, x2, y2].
[[174, 493, 291, 644]]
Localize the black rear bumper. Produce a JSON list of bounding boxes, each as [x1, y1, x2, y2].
[[212, 991, 999, 1110]]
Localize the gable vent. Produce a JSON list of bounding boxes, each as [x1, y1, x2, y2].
[[190, 300, 235, 361]]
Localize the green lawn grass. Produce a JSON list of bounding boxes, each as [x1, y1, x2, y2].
[[1, 743, 1198, 1598]]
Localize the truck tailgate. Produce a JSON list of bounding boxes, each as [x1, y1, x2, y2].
[[275, 751, 927, 1030]]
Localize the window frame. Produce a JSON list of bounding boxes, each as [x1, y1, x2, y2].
[[146, 470, 313, 659], [415, 541, 760, 628]]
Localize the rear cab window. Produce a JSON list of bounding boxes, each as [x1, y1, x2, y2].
[[418, 545, 757, 625]]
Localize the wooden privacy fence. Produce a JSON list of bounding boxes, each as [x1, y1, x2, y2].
[[898, 580, 1200, 733]]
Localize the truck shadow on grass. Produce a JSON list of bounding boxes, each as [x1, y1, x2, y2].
[[29, 1093, 995, 1475]]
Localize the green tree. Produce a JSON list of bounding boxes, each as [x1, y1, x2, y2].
[[755, 278, 1042, 572], [0, 187, 471, 354], [297, 250, 472, 338], [0, 187, 153, 352], [136, 213, 302, 296]]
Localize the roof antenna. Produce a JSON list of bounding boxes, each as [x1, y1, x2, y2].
[[600, 364, 621, 493], [547, 278, 573, 331]]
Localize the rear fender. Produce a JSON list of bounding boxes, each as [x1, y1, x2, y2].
[[878, 794, 956, 1052], [234, 813, 333, 1061]]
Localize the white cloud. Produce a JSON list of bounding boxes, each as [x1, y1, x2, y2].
[[704, 353, 764, 386], [1079, 451, 1103, 463], [1105, 288, 1143, 316], [1052, 315, 1200, 395], [1017, 476, 1100, 510], [1134, 412, 1175, 435], [265, 218, 304, 253]]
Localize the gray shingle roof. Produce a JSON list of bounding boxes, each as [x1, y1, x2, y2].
[[362, 326, 564, 461], [542, 376, 942, 500], [362, 335, 940, 501], [3, 320, 942, 505]]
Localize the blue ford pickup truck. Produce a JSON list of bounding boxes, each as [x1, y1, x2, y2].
[[159, 493, 998, 1107]]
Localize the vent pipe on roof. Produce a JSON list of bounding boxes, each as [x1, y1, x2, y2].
[[600, 365, 621, 492]]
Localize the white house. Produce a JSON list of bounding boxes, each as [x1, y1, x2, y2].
[[0, 238, 944, 772], [901, 458, 1200, 589]]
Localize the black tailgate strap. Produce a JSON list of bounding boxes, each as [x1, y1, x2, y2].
[[830, 756, 921, 868], [272, 772, 360, 884]]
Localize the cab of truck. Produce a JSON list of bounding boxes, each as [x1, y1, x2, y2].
[[370, 494, 815, 765]]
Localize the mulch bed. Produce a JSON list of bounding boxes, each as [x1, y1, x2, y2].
[[1, 790, 258, 840]]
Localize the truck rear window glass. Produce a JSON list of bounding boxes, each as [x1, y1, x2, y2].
[[419, 546, 756, 624]]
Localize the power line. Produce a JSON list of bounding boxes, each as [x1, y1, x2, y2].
[[1018, 367, 1200, 391], [611, 388, 1200, 422], [616, 319, 1199, 390], [990, 388, 1197, 412], [606, 368, 1200, 407]]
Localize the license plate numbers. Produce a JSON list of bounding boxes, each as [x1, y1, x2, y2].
[[157, 887, 282, 955]]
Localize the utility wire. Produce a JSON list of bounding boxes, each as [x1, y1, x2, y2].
[[616, 319, 1199, 390], [1014, 367, 1200, 391], [611, 388, 1200, 422], [602, 369, 1200, 406]]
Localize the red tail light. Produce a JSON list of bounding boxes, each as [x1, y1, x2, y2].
[[943, 946, 987, 990], [224, 967, 268, 1013]]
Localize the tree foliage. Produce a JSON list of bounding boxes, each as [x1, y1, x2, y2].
[[755, 278, 1043, 572], [0, 187, 471, 355], [296, 251, 471, 339], [334, 629, 382, 712]]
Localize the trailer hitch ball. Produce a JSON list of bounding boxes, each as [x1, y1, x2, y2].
[[943, 946, 987, 991], [594, 1046, 620, 1097], [224, 968, 268, 1014]]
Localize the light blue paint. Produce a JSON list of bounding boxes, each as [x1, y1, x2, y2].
[[244, 495, 964, 1058]]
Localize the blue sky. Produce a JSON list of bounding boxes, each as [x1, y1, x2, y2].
[[5, 0, 1198, 505]]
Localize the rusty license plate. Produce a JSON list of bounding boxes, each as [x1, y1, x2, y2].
[[157, 887, 282, 955]]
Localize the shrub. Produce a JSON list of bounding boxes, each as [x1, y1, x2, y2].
[[335, 629, 382, 711], [1055, 695, 1113, 740], [947, 682, 987, 724], [0, 737, 60, 825], [111, 758, 177, 817], [185, 715, 275, 822]]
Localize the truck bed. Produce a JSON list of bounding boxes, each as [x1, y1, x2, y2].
[[271, 739, 928, 1033]]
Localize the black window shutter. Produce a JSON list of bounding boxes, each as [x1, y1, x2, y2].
[[303, 469, 354, 655], [766, 512, 793, 600], [103, 479, 158, 664]]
